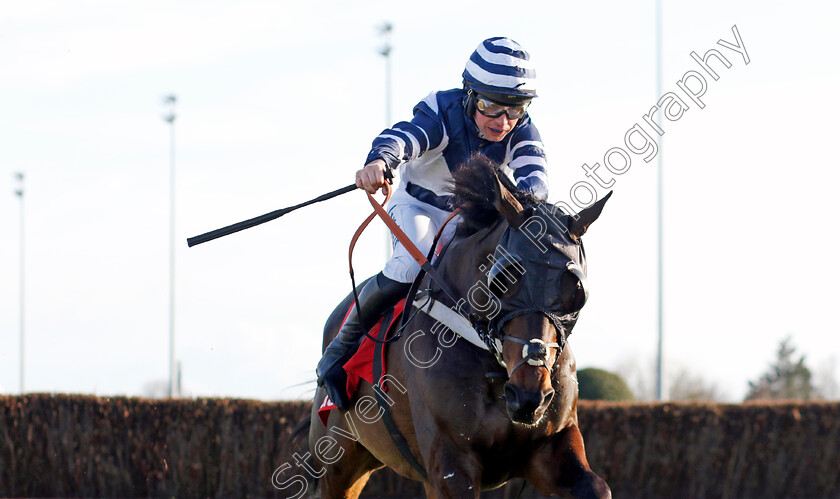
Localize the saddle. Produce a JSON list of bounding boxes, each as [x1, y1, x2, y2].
[[318, 299, 406, 426]]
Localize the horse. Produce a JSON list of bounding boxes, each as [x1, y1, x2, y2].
[[306, 158, 612, 499]]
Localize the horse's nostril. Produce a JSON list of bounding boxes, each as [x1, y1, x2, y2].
[[542, 389, 555, 409], [504, 385, 519, 408]]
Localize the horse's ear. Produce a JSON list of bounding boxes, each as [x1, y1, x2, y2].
[[494, 174, 527, 228], [569, 191, 612, 240]]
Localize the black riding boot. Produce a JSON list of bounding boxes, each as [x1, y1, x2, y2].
[[316, 272, 411, 409]]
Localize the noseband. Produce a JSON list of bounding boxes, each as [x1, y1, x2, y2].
[[409, 216, 585, 380], [501, 336, 561, 375], [490, 309, 566, 376], [479, 224, 587, 377], [477, 309, 570, 377], [479, 257, 584, 377]]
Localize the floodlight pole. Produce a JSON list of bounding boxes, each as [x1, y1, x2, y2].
[[163, 94, 177, 398], [655, 0, 665, 401], [379, 22, 393, 129], [14, 172, 25, 394], [379, 22, 394, 259]]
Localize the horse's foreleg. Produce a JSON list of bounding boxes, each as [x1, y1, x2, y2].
[[524, 425, 611, 499], [311, 435, 381, 499], [422, 441, 481, 499], [309, 395, 382, 499], [319, 468, 375, 499]]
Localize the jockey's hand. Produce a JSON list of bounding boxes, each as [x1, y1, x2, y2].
[[356, 159, 389, 194]]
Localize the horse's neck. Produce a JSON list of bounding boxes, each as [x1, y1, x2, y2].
[[438, 219, 507, 291]]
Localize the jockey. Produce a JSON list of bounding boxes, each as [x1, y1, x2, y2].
[[316, 36, 550, 409]]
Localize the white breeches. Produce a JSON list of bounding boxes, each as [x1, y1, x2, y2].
[[382, 189, 457, 284]]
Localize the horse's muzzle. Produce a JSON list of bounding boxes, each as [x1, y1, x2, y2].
[[504, 384, 555, 425]]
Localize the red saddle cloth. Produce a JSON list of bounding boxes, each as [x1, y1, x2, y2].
[[318, 298, 406, 426]]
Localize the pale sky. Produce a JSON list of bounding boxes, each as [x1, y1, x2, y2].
[[1, 0, 838, 402]]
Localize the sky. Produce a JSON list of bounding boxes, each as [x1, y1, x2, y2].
[[1, 0, 838, 402]]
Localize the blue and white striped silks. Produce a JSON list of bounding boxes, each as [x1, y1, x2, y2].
[[365, 88, 549, 212], [463, 37, 537, 98]]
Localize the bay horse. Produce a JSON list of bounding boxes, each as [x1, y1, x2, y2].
[[307, 159, 611, 498]]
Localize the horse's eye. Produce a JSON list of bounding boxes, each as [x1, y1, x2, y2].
[[558, 264, 588, 313], [489, 271, 517, 298], [487, 253, 524, 298]]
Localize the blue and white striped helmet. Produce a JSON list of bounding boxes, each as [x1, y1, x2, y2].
[[463, 37, 537, 104]]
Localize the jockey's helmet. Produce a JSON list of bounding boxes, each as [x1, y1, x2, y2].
[[462, 37, 537, 110]]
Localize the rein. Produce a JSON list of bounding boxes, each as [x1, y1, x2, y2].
[[346, 184, 393, 343], [345, 187, 567, 479], [347, 185, 460, 345], [346, 185, 463, 480], [348, 188, 568, 376], [364, 191, 461, 305]]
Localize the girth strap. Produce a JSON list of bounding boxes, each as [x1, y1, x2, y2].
[[371, 315, 428, 479], [366, 191, 460, 306], [355, 195, 461, 480]]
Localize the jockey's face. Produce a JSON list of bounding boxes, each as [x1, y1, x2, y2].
[[474, 110, 519, 142]]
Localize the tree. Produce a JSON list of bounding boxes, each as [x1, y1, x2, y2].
[[578, 368, 635, 401], [668, 368, 722, 402], [745, 337, 815, 401], [814, 356, 839, 400], [615, 358, 725, 402], [141, 379, 171, 399]]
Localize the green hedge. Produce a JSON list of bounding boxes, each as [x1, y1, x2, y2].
[[577, 368, 635, 401], [1, 395, 837, 498], [579, 401, 839, 498], [0, 395, 309, 497]]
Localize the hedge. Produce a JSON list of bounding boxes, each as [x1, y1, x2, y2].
[[1, 395, 837, 498]]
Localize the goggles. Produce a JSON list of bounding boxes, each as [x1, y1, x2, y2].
[[475, 94, 530, 120]]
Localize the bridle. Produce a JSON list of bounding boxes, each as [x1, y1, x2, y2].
[[352, 187, 584, 378], [471, 225, 587, 378], [471, 307, 573, 378]]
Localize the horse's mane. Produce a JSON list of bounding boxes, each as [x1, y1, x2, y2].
[[449, 154, 542, 234]]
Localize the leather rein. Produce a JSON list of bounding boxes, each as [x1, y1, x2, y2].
[[344, 185, 565, 479], [348, 185, 564, 378]]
